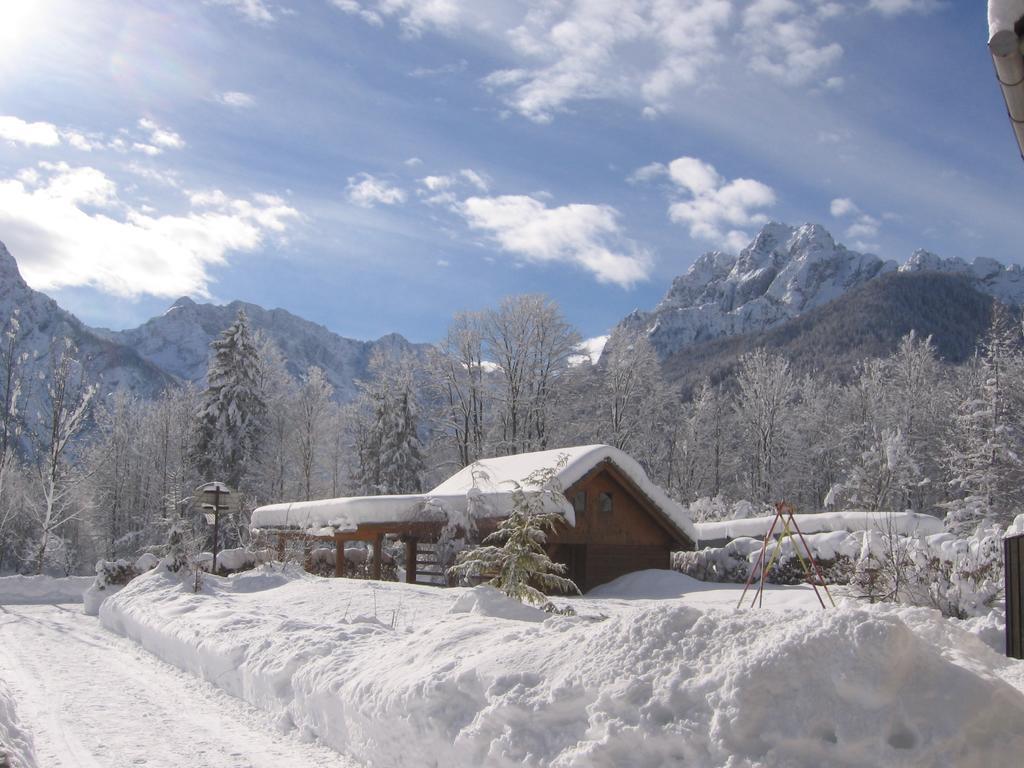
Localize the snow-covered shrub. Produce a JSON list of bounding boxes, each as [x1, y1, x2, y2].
[[908, 525, 1004, 619], [83, 554, 160, 615], [687, 496, 765, 523], [449, 459, 580, 605], [163, 519, 192, 574]]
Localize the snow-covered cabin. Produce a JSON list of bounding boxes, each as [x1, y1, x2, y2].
[[251, 445, 696, 592]]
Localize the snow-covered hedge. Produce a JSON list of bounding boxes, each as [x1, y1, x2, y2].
[[99, 566, 1024, 766], [0, 574, 92, 605], [676, 524, 1004, 618], [83, 553, 161, 616], [194, 547, 273, 576], [0, 679, 36, 768]]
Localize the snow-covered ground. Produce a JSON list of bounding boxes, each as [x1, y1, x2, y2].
[[97, 566, 1024, 767], [0, 602, 359, 767], [0, 575, 92, 604]]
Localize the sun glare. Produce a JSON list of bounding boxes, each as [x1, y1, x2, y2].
[[0, 3, 47, 53]]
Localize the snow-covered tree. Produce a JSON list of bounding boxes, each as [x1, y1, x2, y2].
[[353, 353, 424, 495], [427, 311, 488, 468], [484, 295, 579, 454], [30, 338, 96, 574], [448, 458, 579, 605], [194, 310, 266, 489], [597, 326, 672, 465], [733, 349, 795, 503], [945, 304, 1024, 532], [294, 366, 333, 500]]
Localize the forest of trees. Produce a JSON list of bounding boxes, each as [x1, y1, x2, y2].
[[0, 293, 1021, 576]]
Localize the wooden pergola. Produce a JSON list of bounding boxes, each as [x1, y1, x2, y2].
[[272, 520, 447, 583]]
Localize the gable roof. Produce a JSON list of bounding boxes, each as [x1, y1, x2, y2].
[[250, 444, 696, 544]]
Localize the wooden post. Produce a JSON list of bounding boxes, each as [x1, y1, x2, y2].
[[276, 533, 285, 562], [372, 533, 384, 581], [405, 538, 417, 584], [303, 537, 312, 573], [334, 533, 345, 578]]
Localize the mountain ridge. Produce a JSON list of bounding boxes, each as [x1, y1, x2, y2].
[[617, 222, 1024, 362]]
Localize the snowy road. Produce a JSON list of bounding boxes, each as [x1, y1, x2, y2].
[[0, 604, 360, 768]]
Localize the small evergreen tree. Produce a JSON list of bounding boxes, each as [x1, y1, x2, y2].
[[163, 519, 191, 574], [195, 310, 265, 489], [448, 458, 580, 605]]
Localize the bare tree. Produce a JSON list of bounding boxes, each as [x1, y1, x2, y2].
[[484, 295, 579, 454], [733, 349, 794, 503], [428, 311, 488, 468], [294, 366, 333, 500], [31, 338, 96, 573]]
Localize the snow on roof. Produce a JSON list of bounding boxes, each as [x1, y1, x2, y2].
[[250, 494, 438, 535], [989, 0, 1024, 39], [694, 510, 944, 545], [251, 444, 696, 543]]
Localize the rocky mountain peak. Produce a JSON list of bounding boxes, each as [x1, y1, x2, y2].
[[628, 222, 896, 357]]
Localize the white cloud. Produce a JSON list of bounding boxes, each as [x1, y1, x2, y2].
[[0, 162, 300, 299], [458, 194, 650, 287], [404, 157, 423, 167], [459, 169, 489, 191], [829, 195, 882, 244], [0, 115, 60, 147], [204, 0, 275, 24], [627, 162, 667, 184], [330, 0, 464, 35], [132, 142, 163, 157], [61, 130, 101, 151], [346, 173, 407, 207], [742, 0, 844, 86], [867, 0, 942, 15], [488, 0, 733, 122], [409, 59, 468, 78], [421, 175, 454, 192], [656, 156, 776, 250], [327, 1, 932, 120], [845, 213, 880, 240], [417, 169, 489, 205], [217, 91, 256, 108], [138, 118, 185, 150], [830, 197, 859, 217]]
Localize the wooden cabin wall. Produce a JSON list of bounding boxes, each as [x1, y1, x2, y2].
[[549, 468, 676, 591]]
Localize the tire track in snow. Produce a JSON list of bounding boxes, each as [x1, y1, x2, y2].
[[0, 604, 361, 767]]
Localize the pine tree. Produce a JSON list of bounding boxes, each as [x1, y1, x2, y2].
[[946, 304, 1024, 532], [448, 459, 580, 605], [195, 310, 265, 489], [353, 353, 424, 495]]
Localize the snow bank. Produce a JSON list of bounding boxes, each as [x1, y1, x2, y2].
[[0, 575, 92, 605], [0, 679, 36, 768], [989, 0, 1024, 39], [101, 567, 1024, 767], [695, 510, 942, 544]]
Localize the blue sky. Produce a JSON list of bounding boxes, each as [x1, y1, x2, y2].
[[0, 0, 1018, 343]]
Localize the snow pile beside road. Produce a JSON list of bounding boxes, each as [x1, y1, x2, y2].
[[0, 679, 36, 768], [101, 567, 1024, 767], [0, 575, 92, 605]]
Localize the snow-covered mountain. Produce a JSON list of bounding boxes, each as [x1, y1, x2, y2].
[[0, 240, 426, 417], [99, 298, 427, 403], [900, 249, 1024, 307], [620, 223, 1023, 359], [0, 241, 175, 408]]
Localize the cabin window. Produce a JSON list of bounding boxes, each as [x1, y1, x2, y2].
[[573, 491, 587, 515], [599, 491, 613, 513]]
